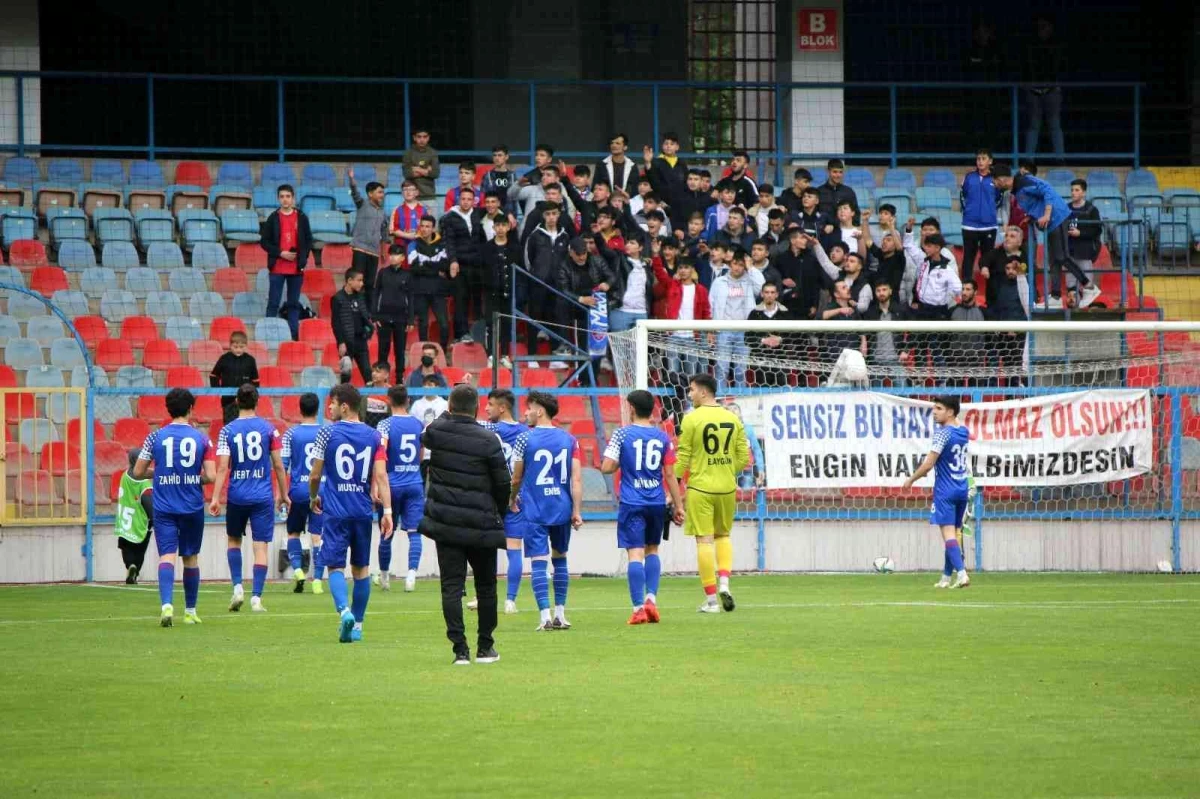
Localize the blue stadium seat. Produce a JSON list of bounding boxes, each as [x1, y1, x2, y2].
[[90, 160, 126, 186], [123, 267, 161, 296], [5, 337, 45, 369], [218, 162, 253, 186], [48, 160, 84, 185], [806, 167, 827, 187], [231, 291, 265, 319], [102, 241, 141, 271], [0, 314, 21, 341], [383, 189, 404, 220], [93, 207, 135, 246], [49, 338, 85, 370], [191, 241, 229, 272], [349, 164, 377, 185], [2, 210, 36, 247], [300, 365, 338, 387], [335, 187, 356, 213], [1086, 170, 1120, 192], [255, 317, 292, 349], [221, 209, 261, 245], [882, 168, 916, 194], [253, 185, 279, 218], [1125, 186, 1162, 203], [1164, 189, 1200, 206], [136, 210, 175, 248], [57, 240, 97, 271], [922, 169, 958, 190], [1129, 195, 1164, 231], [128, 160, 165, 188], [50, 290, 90, 319], [145, 290, 184, 318], [167, 267, 206, 296], [68, 365, 94, 388], [298, 186, 337, 215], [49, 211, 88, 247], [45, 205, 83, 226], [115, 365, 154, 388], [1157, 215, 1191, 258], [146, 242, 185, 270], [188, 291, 227, 322], [387, 166, 405, 187], [1045, 168, 1075, 184], [3, 157, 39, 188], [302, 164, 337, 186], [254, 269, 270, 295], [844, 168, 876, 190], [1091, 194, 1126, 221], [17, 418, 58, 448], [940, 210, 964, 247], [25, 316, 63, 346], [86, 365, 130, 424], [309, 211, 351, 244], [26, 365, 65, 388], [1125, 169, 1158, 191], [79, 267, 119, 298], [177, 208, 220, 250], [915, 186, 952, 212], [100, 289, 138, 323], [260, 163, 296, 187], [0, 266, 23, 300], [165, 316, 203, 349]]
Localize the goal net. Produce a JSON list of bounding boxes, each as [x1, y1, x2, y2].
[[608, 319, 1200, 571]]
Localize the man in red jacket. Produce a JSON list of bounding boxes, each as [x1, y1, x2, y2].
[[657, 257, 710, 421]]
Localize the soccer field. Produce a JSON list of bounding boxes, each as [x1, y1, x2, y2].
[[2, 574, 1198, 798]]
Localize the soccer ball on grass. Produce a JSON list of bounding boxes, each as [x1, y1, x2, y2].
[[872, 557, 895, 573]]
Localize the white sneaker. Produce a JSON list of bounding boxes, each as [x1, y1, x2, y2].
[[1077, 284, 1102, 309], [461, 334, 474, 344], [950, 571, 971, 589], [504, 599, 518, 614], [698, 600, 721, 614], [487, 356, 494, 368], [379, 572, 391, 592], [229, 584, 244, 612], [372, 573, 380, 587], [526, 361, 540, 369], [1042, 296, 1064, 310], [467, 597, 479, 611], [599, 358, 613, 371], [250, 595, 266, 612], [404, 571, 416, 592], [537, 331, 549, 341], [500, 356, 513, 369], [549, 361, 569, 370], [934, 577, 951, 589]]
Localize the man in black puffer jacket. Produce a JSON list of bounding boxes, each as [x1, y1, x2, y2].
[[439, 187, 483, 345], [419, 384, 511, 665], [557, 236, 615, 353]]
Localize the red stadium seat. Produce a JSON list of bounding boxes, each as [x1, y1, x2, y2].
[[96, 339, 135, 370], [257, 396, 277, 418], [577, 436, 601, 468], [6, 442, 37, 473], [143, 339, 183, 372], [245, 341, 268, 364], [442, 367, 467, 384], [235, 244, 266, 274], [320, 341, 340, 369], [556, 396, 587, 424], [136, 395, 165, 420], [518, 369, 558, 388], [280, 395, 304, 423], [321, 244, 352, 274], [451, 341, 487, 371], [39, 441, 81, 476], [93, 440, 129, 476], [165, 366, 205, 388], [299, 318, 335, 349], [174, 161, 213, 192], [8, 239, 48, 270], [209, 316, 247, 344], [73, 315, 110, 350], [16, 470, 59, 508], [599, 395, 622, 423], [276, 341, 314, 373], [109, 470, 125, 502], [119, 316, 159, 349], [186, 339, 224, 368], [192, 395, 223, 425], [477, 369, 513, 388], [569, 419, 596, 437], [29, 266, 69, 296], [0, 364, 34, 418], [302, 269, 335, 304], [257, 365, 292, 388], [113, 417, 151, 449], [212, 268, 249, 300], [66, 417, 106, 443]]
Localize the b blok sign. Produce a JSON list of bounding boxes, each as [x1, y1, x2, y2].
[[797, 9, 839, 51]]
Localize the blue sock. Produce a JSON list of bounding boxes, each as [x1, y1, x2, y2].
[[351, 577, 371, 623], [328, 570, 349, 613], [183, 566, 200, 610], [531, 560, 550, 611], [378, 535, 393, 574], [227, 546, 243, 587], [407, 532, 422, 571], [552, 556, 569, 608], [252, 564, 268, 598], [287, 537, 303, 571], [627, 560, 646, 608], [313, 544, 325, 580], [946, 539, 965, 572], [157, 562, 174, 606], [644, 553, 662, 597], [944, 551, 953, 577], [505, 549, 523, 601]]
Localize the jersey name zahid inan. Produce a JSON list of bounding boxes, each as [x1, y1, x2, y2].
[[931, 424, 971, 501], [514, 427, 580, 525], [139, 423, 215, 514], [282, 423, 322, 503], [312, 421, 385, 519], [605, 425, 676, 507], [217, 416, 282, 505]]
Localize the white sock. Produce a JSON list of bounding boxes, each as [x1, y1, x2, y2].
[[718, 576, 730, 590], [554, 604, 566, 620], [646, 592, 656, 604], [186, 607, 195, 614], [540, 608, 552, 623], [407, 569, 416, 579], [353, 622, 363, 631], [958, 569, 969, 578]]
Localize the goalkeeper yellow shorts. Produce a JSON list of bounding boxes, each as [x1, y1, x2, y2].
[[684, 488, 735, 538]]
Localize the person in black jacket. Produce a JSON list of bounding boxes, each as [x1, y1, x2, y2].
[[670, 169, 715, 237], [419, 383, 510, 665], [409, 216, 453, 352], [592, 133, 640, 198], [439, 187, 483, 345], [522, 203, 570, 361], [816, 159, 859, 222], [259, 184, 313, 341], [478, 215, 521, 364], [641, 133, 689, 210], [373, 244, 411, 382], [1064, 179, 1101, 302], [329, 267, 373, 383], [557, 237, 616, 357]]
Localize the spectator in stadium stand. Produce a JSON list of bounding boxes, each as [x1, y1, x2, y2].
[[210, 331, 259, 424], [480, 145, 518, 215], [410, 374, 450, 427], [595, 231, 660, 334], [833, 199, 864, 254], [558, 237, 615, 367], [703, 240, 735, 287], [259, 183, 312, 342], [862, 281, 910, 387], [364, 363, 392, 428], [347, 168, 389, 312], [659, 257, 710, 418], [642, 132, 689, 210], [776, 167, 813, 217], [522, 201, 570, 365], [763, 209, 790, 255], [811, 236, 870, 309], [902, 227, 960, 371], [477, 191, 517, 242], [330, 267, 374, 384], [444, 162, 479, 213], [747, 280, 793, 387], [592, 207, 626, 253], [862, 222, 914, 307], [439, 186, 483, 345], [373, 244, 412, 382], [1065, 179, 1102, 302], [478, 214, 521, 366], [712, 206, 756, 253], [608, 189, 641, 240], [960, 148, 1001, 281], [520, 143, 556, 184], [748, 239, 783, 298], [569, 165, 593, 205], [403, 127, 440, 201], [816, 158, 859, 222], [703, 180, 739, 243], [390, 181, 429, 251], [722, 150, 759, 209], [1007, 159, 1037, 232], [628, 175, 653, 220], [820, 278, 868, 363], [637, 211, 670, 253], [992, 164, 1101, 309], [709, 250, 758, 393], [510, 164, 568, 237], [950, 280, 987, 386], [652, 237, 683, 287], [633, 192, 667, 233], [985, 249, 1031, 386], [1023, 14, 1067, 160], [519, 182, 578, 245], [566, 178, 607, 233], [792, 186, 837, 248], [409, 216, 453, 353], [772, 228, 817, 317], [697, 169, 713, 195], [592, 132, 640, 197], [680, 212, 707, 263], [406, 343, 449, 389], [747, 184, 781, 237], [669, 169, 715, 237], [916, 216, 960, 272]]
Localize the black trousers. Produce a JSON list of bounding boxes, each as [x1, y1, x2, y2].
[[482, 289, 511, 358], [352, 250, 380, 312], [340, 340, 371, 384], [435, 541, 498, 656], [452, 265, 485, 342], [376, 315, 408, 381], [961, 229, 995, 282], [412, 294, 450, 351], [1045, 224, 1091, 297], [524, 284, 566, 356], [119, 534, 153, 572]]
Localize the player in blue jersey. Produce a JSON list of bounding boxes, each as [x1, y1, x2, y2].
[[481, 388, 529, 615], [601, 390, 684, 625], [309, 384, 393, 643], [903, 394, 972, 589], [208, 384, 289, 612], [282, 392, 325, 595], [509, 391, 583, 631], [133, 388, 217, 627], [376, 385, 426, 593]]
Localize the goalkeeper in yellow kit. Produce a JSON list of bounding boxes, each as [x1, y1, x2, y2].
[[674, 373, 749, 613]]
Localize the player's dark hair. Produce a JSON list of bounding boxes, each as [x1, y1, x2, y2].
[[458, 161, 476, 174], [492, 144, 509, 155], [879, 203, 897, 216], [127, 448, 141, 469], [235, 383, 258, 411], [488, 388, 515, 412], [165, 388, 195, 420], [827, 158, 845, 170], [366, 181, 383, 194], [1018, 158, 1037, 175], [626, 390, 655, 420], [732, 149, 749, 160], [793, 167, 812, 181], [924, 232, 947, 248], [933, 395, 961, 416], [921, 216, 942, 230], [328, 383, 361, 409], [573, 164, 590, 178], [535, 143, 555, 157], [345, 266, 363, 281], [1071, 178, 1087, 191], [448, 384, 478, 416], [299, 392, 319, 417], [976, 147, 993, 159], [422, 375, 440, 386], [277, 184, 295, 197], [761, 279, 780, 293], [373, 361, 391, 373], [836, 199, 854, 211], [527, 390, 559, 420], [458, 186, 475, 197], [689, 373, 718, 396], [388, 243, 405, 257], [801, 187, 820, 199], [992, 164, 1012, 179], [962, 279, 977, 290], [388, 385, 409, 408]]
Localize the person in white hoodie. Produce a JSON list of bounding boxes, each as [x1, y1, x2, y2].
[[709, 253, 758, 393]]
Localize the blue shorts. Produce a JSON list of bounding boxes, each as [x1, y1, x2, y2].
[[286, 499, 324, 535], [226, 501, 276, 543], [930, 495, 968, 528], [503, 513, 526, 544], [321, 516, 374, 569], [155, 509, 205, 558], [617, 504, 666, 550], [524, 522, 571, 559], [385, 483, 425, 532]]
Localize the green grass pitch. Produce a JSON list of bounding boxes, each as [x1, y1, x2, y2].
[[1, 573, 1198, 798]]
